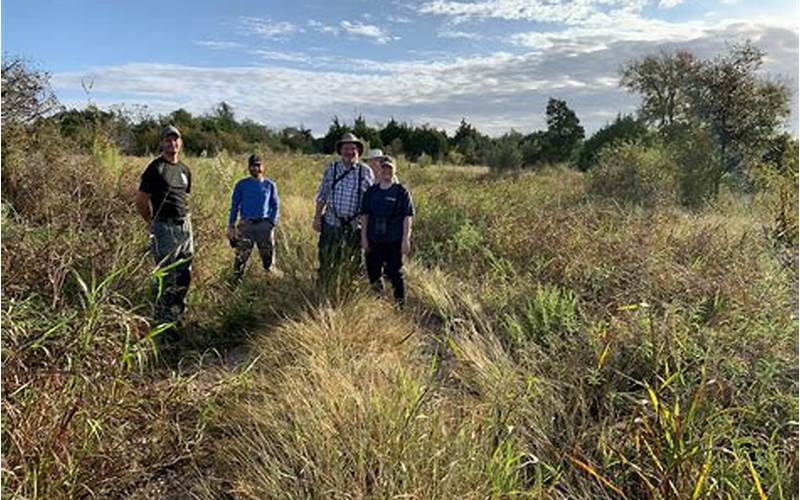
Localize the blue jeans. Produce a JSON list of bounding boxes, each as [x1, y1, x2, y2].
[[150, 217, 194, 324]]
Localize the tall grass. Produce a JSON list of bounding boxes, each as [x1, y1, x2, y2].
[[2, 126, 796, 498]]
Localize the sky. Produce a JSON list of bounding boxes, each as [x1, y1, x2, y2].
[[3, 0, 798, 137]]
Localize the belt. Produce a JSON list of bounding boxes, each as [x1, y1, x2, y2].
[[244, 217, 271, 223], [155, 215, 188, 224]]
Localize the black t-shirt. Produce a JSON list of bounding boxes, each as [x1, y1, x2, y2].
[[139, 157, 192, 219], [360, 183, 414, 243]]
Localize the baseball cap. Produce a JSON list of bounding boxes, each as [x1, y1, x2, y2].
[[161, 125, 181, 139]]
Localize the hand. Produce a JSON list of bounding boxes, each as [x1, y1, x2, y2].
[[313, 215, 322, 233], [226, 226, 236, 241], [361, 236, 370, 252], [401, 239, 411, 256]]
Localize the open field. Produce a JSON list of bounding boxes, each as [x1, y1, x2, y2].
[[2, 146, 797, 498]]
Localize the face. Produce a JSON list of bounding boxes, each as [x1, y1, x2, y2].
[[162, 134, 182, 155], [340, 143, 359, 162], [249, 162, 264, 177], [368, 158, 381, 172], [380, 163, 395, 182]]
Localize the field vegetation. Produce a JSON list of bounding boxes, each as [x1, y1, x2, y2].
[[2, 42, 797, 498]]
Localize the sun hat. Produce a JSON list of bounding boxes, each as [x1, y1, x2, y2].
[[161, 124, 181, 139], [335, 132, 365, 156], [363, 148, 384, 160]]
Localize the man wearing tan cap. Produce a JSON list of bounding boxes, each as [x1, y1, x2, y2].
[[136, 125, 194, 331], [313, 132, 375, 285]]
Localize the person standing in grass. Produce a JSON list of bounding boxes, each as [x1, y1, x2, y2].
[[313, 132, 374, 285], [135, 125, 194, 327], [227, 154, 280, 282], [360, 155, 414, 305]]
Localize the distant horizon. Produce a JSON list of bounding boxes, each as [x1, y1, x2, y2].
[[3, 0, 798, 137]]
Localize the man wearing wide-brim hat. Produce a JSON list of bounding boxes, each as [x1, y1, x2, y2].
[[313, 132, 375, 286]]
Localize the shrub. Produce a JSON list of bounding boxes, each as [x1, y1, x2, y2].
[[662, 123, 723, 207], [575, 114, 650, 171], [501, 284, 580, 350], [488, 138, 523, 172], [416, 152, 433, 167], [587, 140, 678, 207]]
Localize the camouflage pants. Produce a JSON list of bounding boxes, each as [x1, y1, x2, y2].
[[318, 221, 362, 287], [233, 218, 274, 280], [150, 218, 194, 324]]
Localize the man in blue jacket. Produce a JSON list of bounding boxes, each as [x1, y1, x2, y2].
[[227, 154, 280, 282]]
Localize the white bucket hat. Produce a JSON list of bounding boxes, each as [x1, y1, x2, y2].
[[363, 148, 384, 160]]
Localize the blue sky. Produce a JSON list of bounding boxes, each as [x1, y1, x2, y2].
[[3, 0, 798, 136]]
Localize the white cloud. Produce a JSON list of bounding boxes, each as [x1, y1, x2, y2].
[[659, 0, 687, 8], [417, 0, 648, 24], [509, 16, 711, 53], [306, 19, 398, 43], [388, 15, 413, 23], [50, 22, 797, 136], [249, 50, 314, 64], [240, 17, 301, 39], [195, 40, 245, 50], [307, 19, 339, 35], [340, 21, 397, 44], [437, 27, 482, 40]]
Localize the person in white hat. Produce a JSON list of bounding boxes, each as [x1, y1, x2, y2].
[[313, 132, 375, 285], [363, 148, 385, 179]]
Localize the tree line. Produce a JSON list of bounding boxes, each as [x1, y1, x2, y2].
[[2, 39, 794, 186]]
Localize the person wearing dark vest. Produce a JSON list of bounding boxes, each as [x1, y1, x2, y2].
[[359, 156, 414, 305], [227, 154, 280, 282], [313, 132, 374, 285], [135, 125, 194, 328]]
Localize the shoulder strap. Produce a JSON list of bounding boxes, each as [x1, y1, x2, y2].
[[331, 161, 350, 191]]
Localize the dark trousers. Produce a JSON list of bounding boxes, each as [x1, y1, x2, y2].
[[150, 218, 194, 324], [233, 218, 274, 280], [365, 240, 404, 303], [318, 221, 361, 285]]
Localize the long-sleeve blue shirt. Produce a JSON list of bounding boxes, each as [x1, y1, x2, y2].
[[228, 177, 280, 227]]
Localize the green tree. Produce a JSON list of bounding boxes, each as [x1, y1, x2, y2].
[[685, 41, 790, 185], [279, 126, 315, 154], [542, 98, 584, 163], [452, 118, 490, 164], [380, 118, 410, 152], [212, 101, 237, 131], [620, 50, 696, 127], [406, 125, 449, 162], [353, 115, 382, 149], [320, 116, 352, 154]]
